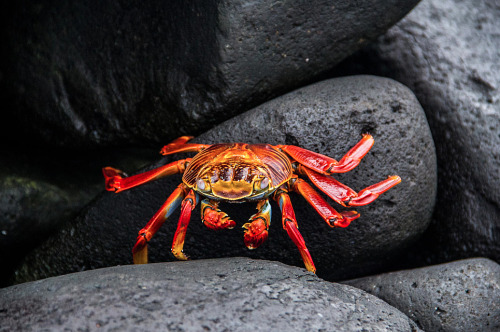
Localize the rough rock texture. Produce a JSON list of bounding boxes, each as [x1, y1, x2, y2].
[[0, 0, 419, 147], [344, 258, 500, 332], [333, 0, 500, 264], [12, 76, 436, 285], [0, 258, 421, 331]]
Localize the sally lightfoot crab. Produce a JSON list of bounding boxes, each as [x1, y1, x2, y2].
[[103, 135, 401, 273]]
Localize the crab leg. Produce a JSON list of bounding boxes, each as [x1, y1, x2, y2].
[[103, 159, 190, 193], [274, 189, 316, 273], [243, 199, 272, 249], [132, 184, 189, 264], [301, 166, 401, 207], [160, 136, 210, 156], [348, 175, 402, 206], [171, 189, 199, 260], [279, 134, 374, 174], [292, 178, 359, 228], [330, 134, 375, 173]]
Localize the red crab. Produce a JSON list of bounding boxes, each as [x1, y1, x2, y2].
[[103, 135, 400, 273]]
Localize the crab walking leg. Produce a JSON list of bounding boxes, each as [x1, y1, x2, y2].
[[160, 136, 210, 156], [103, 159, 191, 193], [167, 136, 194, 145], [274, 190, 316, 273], [299, 166, 356, 206], [347, 175, 402, 206], [200, 199, 236, 230], [292, 178, 359, 228], [330, 134, 375, 173], [171, 190, 199, 260], [279, 134, 374, 175], [132, 184, 188, 264], [242, 199, 272, 249], [301, 167, 401, 207]]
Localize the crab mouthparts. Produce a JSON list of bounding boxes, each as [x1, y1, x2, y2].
[[210, 180, 253, 200]]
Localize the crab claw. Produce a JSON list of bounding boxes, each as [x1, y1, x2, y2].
[[102, 167, 127, 192], [242, 200, 271, 249], [201, 199, 236, 230], [242, 219, 269, 249]]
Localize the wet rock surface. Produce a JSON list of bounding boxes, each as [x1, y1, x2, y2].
[[0, 258, 421, 331], [333, 0, 500, 264], [0, 0, 419, 148], [12, 75, 436, 284], [344, 258, 500, 332]]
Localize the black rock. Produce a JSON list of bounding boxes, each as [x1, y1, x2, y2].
[[332, 0, 500, 264], [0, 0, 420, 147], [344, 258, 500, 332], [12, 76, 436, 284], [0, 147, 157, 286], [0, 258, 422, 331], [0, 176, 73, 278]]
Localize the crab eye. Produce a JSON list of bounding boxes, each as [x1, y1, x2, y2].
[[260, 177, 269, 189], [253, 177, 270, 191], [197, 178, 206, 190]]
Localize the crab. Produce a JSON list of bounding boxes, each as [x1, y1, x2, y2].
[[103, 135, 401, 273]]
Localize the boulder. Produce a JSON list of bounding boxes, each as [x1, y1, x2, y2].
[[0, 147, 157, 286], [332, 0, 500, 264], [344, 258, 500, 332], [0, 176, 73, 283], [11, 76, 436, 284], [0, 258, 421, 331], [0, 0, 420, 147]]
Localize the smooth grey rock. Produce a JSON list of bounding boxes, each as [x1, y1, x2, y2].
[[0, 0, 419, 147], [12, 76, 436, 285], [0, 258, 421, 332], [344, 258, 500, 332], [332, 0, 500, 264]]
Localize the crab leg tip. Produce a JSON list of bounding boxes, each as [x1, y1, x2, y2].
[[171, 248, 190, 261], [132, 235, 149, 264], [389, 175, 402, 183], [102, 167, 125, 192]]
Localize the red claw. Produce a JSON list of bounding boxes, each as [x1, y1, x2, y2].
[[242, 200, 271, 249], [243, 219, 269, 249], [201, 200, 236, 230]]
